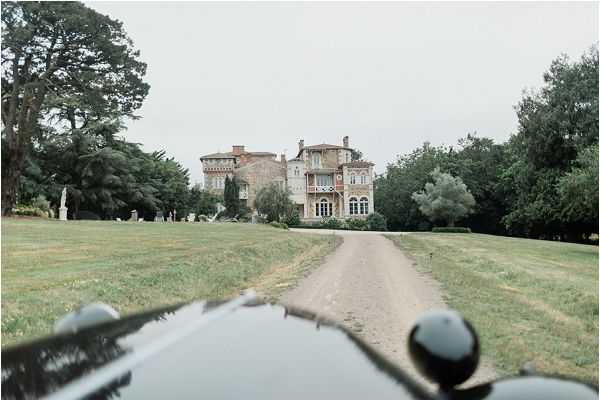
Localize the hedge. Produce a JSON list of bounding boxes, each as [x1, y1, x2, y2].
[[431, 227, 472, 233]]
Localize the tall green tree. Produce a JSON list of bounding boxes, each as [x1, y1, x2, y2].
[[223, 176, 240, 217], [502, 46, 598, 240], [1, 2, 149, 215], [450, 134, 510, 234], [412, 168, 476, 227]]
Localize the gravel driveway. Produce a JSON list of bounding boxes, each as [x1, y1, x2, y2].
[[282, 229, 496, 388]]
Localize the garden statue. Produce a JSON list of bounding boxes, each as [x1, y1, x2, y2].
[[59, 187, 68, 221]]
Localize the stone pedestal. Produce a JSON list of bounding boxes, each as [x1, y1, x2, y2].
[[59, 207, 68, 221]]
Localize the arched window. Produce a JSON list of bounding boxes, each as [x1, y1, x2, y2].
[[350, 173, 356, 184], [294, 167, 300, 176], [359, 197, 369, 215], [349, 197, 358, 215], [316, 198, 331, 217]]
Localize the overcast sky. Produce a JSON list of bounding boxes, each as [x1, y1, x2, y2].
[[88, 1, 597, 185]]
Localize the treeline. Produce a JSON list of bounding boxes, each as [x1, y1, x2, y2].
[[375, 46, 598, 243], [14, 122, 192, 221]]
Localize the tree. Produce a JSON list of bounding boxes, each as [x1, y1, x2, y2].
[[375, 142, 453, 231], [254, 183, 294, 222], [189, 184, 222, 216], [1, 2, 149, 215], [366, 212, 387, 231], [411, 168, 476, 227], [556, 145, 599, 241], [224, 176, 240, 217], [502, 46, 598, 239], [351, 149, 363, 161], [450, 134, 510, 234]]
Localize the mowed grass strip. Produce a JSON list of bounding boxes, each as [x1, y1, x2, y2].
[[2, 218, 335, 346], [386, 233, 598, 385]]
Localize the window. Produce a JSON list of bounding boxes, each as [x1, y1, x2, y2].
[[316, 198, 331, 217], [349, 197, 358, 215], [350, 173, 356, 184], [316, 174, 332, 187], [213, 176, 225, 189], [359, 197, 369, 215], [345, 152, 350, 163], [294, 167, 300, 176], [360, 174, 368, 185], [312, 153, 321, 168]]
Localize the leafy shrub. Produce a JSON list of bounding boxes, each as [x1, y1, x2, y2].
[[366, 212, 387, 231], [320, 217, 342, 229], [282, 212, 300, 227], [346, 218, 369, 231], [269, 221, 288, 229], [238, 213, 252, 223], [76, 210, 101, 220], [255, 215, 268, 224], [13, 205, 49, 218], [432, 227, 471, 233], [31, 195, 51, 214]]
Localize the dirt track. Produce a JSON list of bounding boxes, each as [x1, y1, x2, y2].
[[282, 229, 496, 388]]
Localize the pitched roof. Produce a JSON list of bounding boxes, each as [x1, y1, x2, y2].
[[304, 143, 349, 150], [235, 157, 285, 172], [296, 143, 351, 158], [201, 150, 277, 160], [200, 152, 235, 159], [340, 161, 374, 167]]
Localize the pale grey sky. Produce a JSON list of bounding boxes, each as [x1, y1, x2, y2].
[[88, 1, 598, 185]]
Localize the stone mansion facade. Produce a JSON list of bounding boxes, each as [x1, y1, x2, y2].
[[200, 136, 374, 221]]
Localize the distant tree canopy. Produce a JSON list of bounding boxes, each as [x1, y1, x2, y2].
[[375, 45, 598, 242], [412, 168, 475, 227], [15, 122, 190, 220], [1, 1, 150, 215]]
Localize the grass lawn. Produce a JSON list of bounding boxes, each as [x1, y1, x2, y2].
[[386, 233, 599, 385], [1, 218, 338, 346]]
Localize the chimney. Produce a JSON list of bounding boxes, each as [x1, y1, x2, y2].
[[298, 139, 304, 152], [343, 136, 349, 148], [232, 145, 245, 156]]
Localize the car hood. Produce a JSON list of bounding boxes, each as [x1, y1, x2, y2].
[[1, 297, 430, 399]]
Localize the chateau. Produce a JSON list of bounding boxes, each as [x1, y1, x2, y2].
[[200, 136, 374, 221]]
